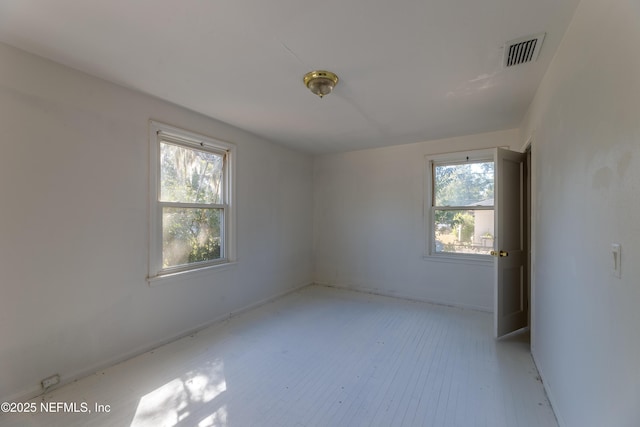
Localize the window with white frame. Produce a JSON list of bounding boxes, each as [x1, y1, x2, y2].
[[427, 150, 494, 257], [149, 122, 235, 279]]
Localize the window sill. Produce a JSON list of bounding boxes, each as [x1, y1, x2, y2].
[[422, 253, 493, 266], [147, 261, 238, 287]]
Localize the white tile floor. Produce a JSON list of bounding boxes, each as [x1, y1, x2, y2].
[[1, 285, 557, 427]]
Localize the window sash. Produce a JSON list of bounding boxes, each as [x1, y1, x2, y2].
[[432, 205, 494, 211], [159, 201, 227, 209], [158, 139, 227, 203], [158, 132, 229, 156], [160, 205, 227, 273], [430, 207, 495, 256], [431, 160, 494, 207], [426, 151, 495, 259], [149, 121, 235, 280]]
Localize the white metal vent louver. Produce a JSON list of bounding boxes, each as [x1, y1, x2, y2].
[[503, 33, 545, 67]]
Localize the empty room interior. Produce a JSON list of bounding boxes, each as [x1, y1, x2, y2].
[[0, 0, 638, 426]]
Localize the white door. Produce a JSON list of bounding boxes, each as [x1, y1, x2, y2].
[[493, 148, 527, 338]]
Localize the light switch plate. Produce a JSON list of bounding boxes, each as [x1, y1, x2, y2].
[[611, 243, 621, 279]]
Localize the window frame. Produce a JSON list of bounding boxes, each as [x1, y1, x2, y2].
[[148, 121, 236, 282], [424, 149, 495, 263]]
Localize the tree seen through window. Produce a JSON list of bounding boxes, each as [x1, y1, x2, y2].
[[433, 161, 494, 255]]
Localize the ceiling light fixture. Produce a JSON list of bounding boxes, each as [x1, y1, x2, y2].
[[303, 70, 339, 98]]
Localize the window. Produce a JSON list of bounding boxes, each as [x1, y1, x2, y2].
[[427, 150, 494, 258], [149, 122, 235, 280]]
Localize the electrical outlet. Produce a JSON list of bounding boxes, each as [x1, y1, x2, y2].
[[41, 374, 60, 389]]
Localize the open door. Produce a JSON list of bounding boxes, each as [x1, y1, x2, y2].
[[493, 148, 528, 338]]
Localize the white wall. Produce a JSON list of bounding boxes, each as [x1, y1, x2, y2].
[[313, 129, 518, 311], [521, 0, 640, 425], [0, 42, 313, 402]]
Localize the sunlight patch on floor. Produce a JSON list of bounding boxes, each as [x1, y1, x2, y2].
[[197, 405, 228, 427], [130, 358, 226, 427]]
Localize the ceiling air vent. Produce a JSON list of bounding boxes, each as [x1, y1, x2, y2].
[[503, 33, 545, 68]]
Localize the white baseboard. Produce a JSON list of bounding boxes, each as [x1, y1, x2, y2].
[[313, 281, 492, 313], [6, 281, 313, 404], [531, 350, 566, 427]]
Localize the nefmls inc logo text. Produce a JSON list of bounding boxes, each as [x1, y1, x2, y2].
[[40, 401, 90, 413]]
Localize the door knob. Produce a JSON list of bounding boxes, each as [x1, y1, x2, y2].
[[490, 250, 508, 257]]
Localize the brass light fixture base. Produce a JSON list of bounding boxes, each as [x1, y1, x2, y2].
[[303, 70, 339, 98]]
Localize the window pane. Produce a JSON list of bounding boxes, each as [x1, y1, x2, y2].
[[162, 207, 222, 268], [434, 209, 494, 255], [160, 142, 223, 204], [434, 162, 494, 206]]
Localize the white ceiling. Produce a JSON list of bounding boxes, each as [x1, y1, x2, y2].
[[0, 0, 580, 154]]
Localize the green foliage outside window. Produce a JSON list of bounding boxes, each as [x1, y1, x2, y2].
[[160, 142, 224, 268]]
